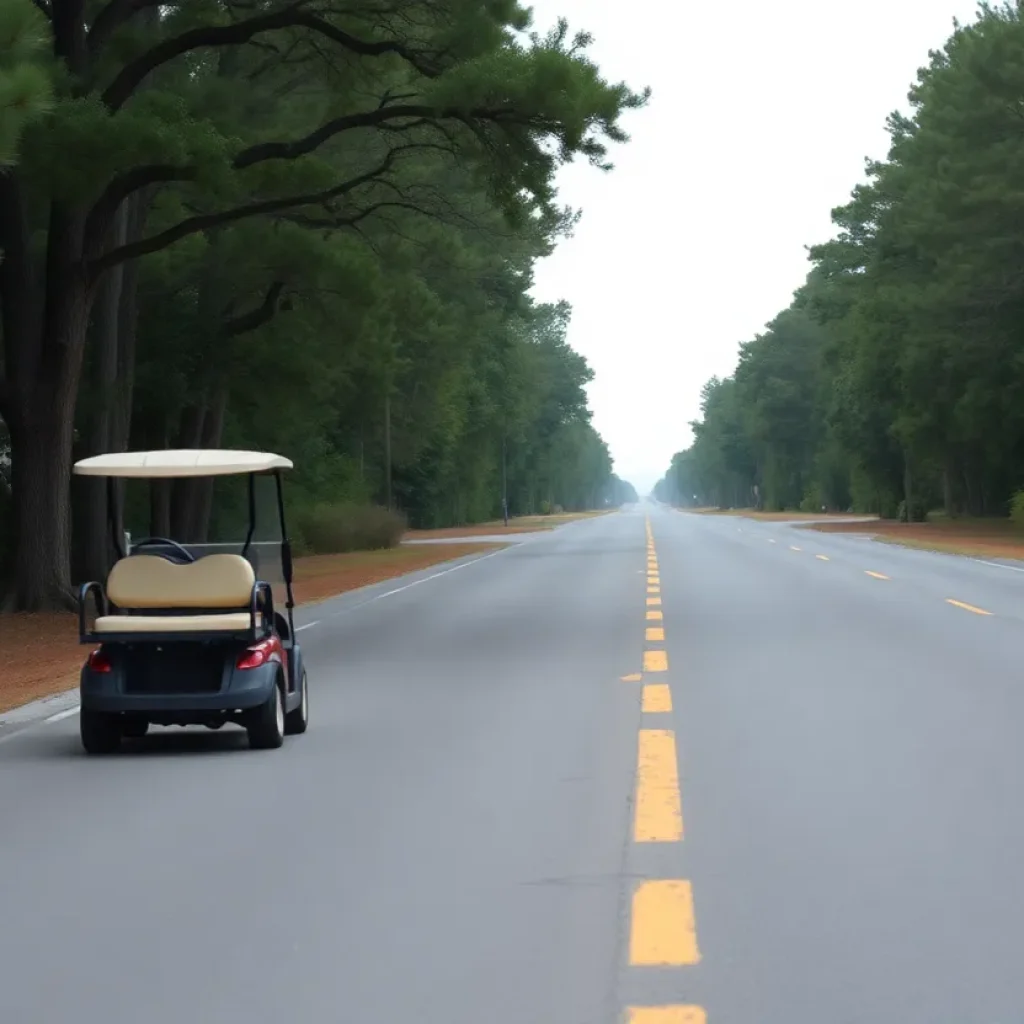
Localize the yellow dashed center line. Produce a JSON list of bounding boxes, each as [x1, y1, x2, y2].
[[629, 880, 700, 964], [647, 597, 661, 606], [628, 1009, 707, 1024], [646, 626, 665, 642], [647, 586, 661, 595], [947, 598, 992, 616], [643, 649, 668, 672], [641, 683, 673, 713], [634, 729, 682, 839], [865, 570, 889, 580], [646, 610, 663, 621]]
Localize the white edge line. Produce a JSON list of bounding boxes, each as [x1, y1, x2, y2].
[[295, 621, 319, 632], [971, 558, 1024, 573], [330, 547, 508, 617], [45, 706, 80, 723]]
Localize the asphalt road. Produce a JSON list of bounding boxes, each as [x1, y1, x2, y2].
[[2, 504, 1024, 1023]]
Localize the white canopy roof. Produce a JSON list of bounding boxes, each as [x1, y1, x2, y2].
[[73, 449, 293, 478]]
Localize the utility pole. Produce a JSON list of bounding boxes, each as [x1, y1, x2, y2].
[[384, 390, 392, 511], [501, 432, 509, 527]]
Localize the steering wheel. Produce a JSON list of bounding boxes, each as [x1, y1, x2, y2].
[[130, 537, 196, 563]]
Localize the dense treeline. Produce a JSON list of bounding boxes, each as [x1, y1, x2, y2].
[[0, 0, 645, 609], [656, 3, 1024, 522]]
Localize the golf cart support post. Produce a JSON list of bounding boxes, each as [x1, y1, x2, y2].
[[71, 449, 308, 754]]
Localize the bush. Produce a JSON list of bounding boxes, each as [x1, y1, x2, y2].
[[1010, 489, 1024, 530], [295, 502, 406, 555], [897, 497, 929, 523], [297, 502, 407, 554]]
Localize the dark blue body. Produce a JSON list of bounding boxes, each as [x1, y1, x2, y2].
[[80, 640, 305, 726]]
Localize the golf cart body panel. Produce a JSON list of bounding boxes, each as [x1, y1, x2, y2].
[[71, 449, 308, 752]]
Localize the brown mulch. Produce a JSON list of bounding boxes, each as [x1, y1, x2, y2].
[[802, 517, 1024, 560], [0, 542, 504, 715]]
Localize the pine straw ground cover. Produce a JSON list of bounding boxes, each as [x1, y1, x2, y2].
[[0, 542, 503, 714]]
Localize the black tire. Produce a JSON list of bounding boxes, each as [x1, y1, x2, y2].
[[246, 679, 285, 750], [80, 708, 122, 755], [284, 669, 308, 735], [121, 719, 149, 739]]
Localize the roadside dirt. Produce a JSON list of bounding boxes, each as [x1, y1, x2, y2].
[[0, 542, 503, 715], [802, 518, 1024, 560], [693, 508, 880, 522], [405, 510, 610, 539]]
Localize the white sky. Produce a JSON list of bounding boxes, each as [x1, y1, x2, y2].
[[528, 0, 984, 494]]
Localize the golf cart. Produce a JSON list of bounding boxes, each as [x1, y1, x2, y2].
[[73, 449, 309, 754]]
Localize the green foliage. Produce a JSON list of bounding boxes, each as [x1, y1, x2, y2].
[[296, 503, 407, 555], [0, 0, 645, 606], [1009, 490, 1024, 529], [655, 5, 1024, 525], [0, 0, 52, 164]]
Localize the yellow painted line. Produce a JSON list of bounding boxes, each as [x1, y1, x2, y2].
[[647, 597, 662, 606], [790, 545, 801, 552], [646, 609, 663, 620], [629, 880, 700, 964], [646, 626, 665, 641], [634, 729, 682, 838], [641, 683, 672, 713], [946, 598, 992, 616], [648, 576, 660, 585], [628, 1009, 706, 1024], [621, 673, 643, 682], [643, 649, 668, 672], [816, 554, 829, 561], [647, 586, 660, 595], [865, 570, 889, 580]]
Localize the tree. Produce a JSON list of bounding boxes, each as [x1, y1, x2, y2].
[[0, 1, 648, 608]]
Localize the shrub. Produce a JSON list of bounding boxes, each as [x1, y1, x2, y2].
[[1010, 489, 1024, 530], [896, 497, 929, 523], [295, 502, 406, 555]]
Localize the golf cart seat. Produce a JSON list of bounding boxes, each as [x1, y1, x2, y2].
[[92, 553, 265, 636]]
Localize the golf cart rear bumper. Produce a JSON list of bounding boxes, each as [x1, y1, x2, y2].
[[80, 663, 276, 714]]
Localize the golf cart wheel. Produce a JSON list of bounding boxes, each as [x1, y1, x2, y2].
[[121, 719, 149, 739], [246, 680, 285, 750], [284, 669, 309, 735], [80, 708, 122, 755]]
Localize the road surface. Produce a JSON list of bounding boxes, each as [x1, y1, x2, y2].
[[1, 504, 1024, 1023]]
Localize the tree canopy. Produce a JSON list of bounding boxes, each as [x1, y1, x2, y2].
[[656, 2, 1024, 523], [0, 0, 643, 608]]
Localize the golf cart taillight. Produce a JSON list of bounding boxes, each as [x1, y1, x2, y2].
[[88, 648, 112, 673], [236, 638, 278, 671]]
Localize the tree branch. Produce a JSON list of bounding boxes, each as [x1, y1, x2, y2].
[[84, 164, 196, 256], [221, 281, 286, 337], [233, 104, 507, 169], [88, 142, 426, 273], [101, 6, 442, 111]]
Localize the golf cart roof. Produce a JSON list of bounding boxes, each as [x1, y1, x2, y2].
[[73, 449, 293, 478]]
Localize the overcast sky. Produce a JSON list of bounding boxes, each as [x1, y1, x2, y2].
[[527, 0, 984, 495]]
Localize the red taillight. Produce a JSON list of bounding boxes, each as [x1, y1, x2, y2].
[[88, 648, 112, 673], [236, 637, 279, 671]]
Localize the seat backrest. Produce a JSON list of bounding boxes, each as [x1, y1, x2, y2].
[[106, 553, 256, 610]]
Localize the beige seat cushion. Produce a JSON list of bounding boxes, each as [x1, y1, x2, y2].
[[94, 613, 253, 634], [106, 553, 256, 610]]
